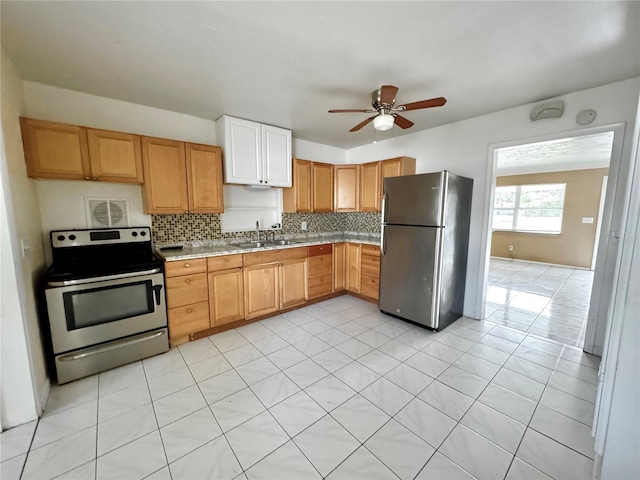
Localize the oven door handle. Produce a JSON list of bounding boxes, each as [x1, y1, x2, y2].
[[152, 284, 164, 306], [58, 330, 166, 362]]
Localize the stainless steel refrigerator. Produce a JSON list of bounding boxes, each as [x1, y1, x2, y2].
[[379, 171, 473, 331]]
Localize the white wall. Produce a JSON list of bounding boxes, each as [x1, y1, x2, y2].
[[293, 138, 346, 164], [347, 78, 640, 318], [0, 48, 47, 428]]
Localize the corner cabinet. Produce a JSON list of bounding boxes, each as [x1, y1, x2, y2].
[[216, 115, 292, 187]]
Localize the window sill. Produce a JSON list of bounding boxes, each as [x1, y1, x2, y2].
[[492, 229, 561, 236]]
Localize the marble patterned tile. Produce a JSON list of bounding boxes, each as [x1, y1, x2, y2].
[[421, 342, 464, 364], [143, 466, 171, 480], [269, 391, 327, 437], [439, 424, 513, 480], [395, 398, 456, 448], [416, 451, 475, 480], [311, 348, 353, 373], [251, 334, 289, 355], [225, 411, 289, 470], [478, 383, 537, 424], [357, 350, 400, 376], [147, 367, 195, 401], [516, 428, 593, 480], [97, 403, 158, 456], [360, 377, 413, 416], [245, 441, 321, 480], [250, 371, 300, 408], [177, 338, 220, 366], [505, 457, 553, 480], [54, 459, 96, 480], [492, 369, 545, 402], [561, 347, 601, 369], [335, 338, 374, 360], [404, 351, 449, 378], [437, 366, 489, 398], [539, 387, 595, 426], [284, 359, 329, 389], [478, 334, 519, 354], [32, 400, 98, 450], [159, 407, 222, 463], [277, 325, 313, 344], [236, 357, 280, 385], [436, 333, 475, 352], [236, 323, 274, 343], [394, 328, 437, 350], [293, 415, 360, 477], [453, 353, 500, 381], [208, 331, 249, 353], [0, 454, 26, 480], [0, 420, 37, 462], [294, 337, 332, 357], [333, 361, 380, 392], [547, 370, 597, 403], [142, 348, 186, 380], [99, 362, 146, 397], [331, 394, 390, 442], [316, 328, 352, 347], [325, 446, 396, 480], [305, 375, 356, 412], [223, 344, 264, 368], [487, 325, 527, 344], [554, 358, 599, 385], [364, 419, 435, 480], [168, 436, 241, 480], [448, 325, 487, 343], [23, 427, 97, 480], [384, 363, 433, 396], [152, 384, 207, 427], [187, 354, 233, 383], [197, 369, 247, 405], [418, 380, 474, 421], [267, 345, 307, 370], [466, 343, 510, 366], [210, 388, 265, 432], [530, 405, 595, 459], [300, 319, 333, 336], [355, 330, 392, 348], [460, 401, 526, 454], [44, 376, 99, 416], [513, 345, 559, 369], [503, 356, 553, 384], [98, 384, 151, 424], [377, 339, 418, 362]]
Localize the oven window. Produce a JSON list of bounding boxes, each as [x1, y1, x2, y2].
[[63, 280, 154, 330]]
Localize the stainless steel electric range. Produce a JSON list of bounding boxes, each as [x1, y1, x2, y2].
[[44, 227, 168, 384]]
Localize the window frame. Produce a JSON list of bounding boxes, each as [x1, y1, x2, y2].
[[492, 182, 566, 234]]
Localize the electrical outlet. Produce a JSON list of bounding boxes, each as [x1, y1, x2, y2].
[[301, 221, 307, 231], [508, 245, 514, 251]]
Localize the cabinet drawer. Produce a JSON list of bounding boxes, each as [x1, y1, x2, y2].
[[308, 274, 333, 298], [361, 244, 380, 257], [308, 254, 332, 277], [361, 254, 380, 278], [308, 244, 333, 257], [165, 258, 207, 277], [166, 273, 208, 308], [207, 254, 243, 271], [243, 247, 306, 266], [361, 275, 379, 300], [168, 301, 210, 339]]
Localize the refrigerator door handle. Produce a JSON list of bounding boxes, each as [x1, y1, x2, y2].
[[381, 226, 386, 256], [382, 191, 389, 223]]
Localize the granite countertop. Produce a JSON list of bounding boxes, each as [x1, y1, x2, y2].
[[156, 232, 381, 261]]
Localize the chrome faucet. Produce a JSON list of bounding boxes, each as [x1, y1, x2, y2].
[[251, 221, 262, 242]]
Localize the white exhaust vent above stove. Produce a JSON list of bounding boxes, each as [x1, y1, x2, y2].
[[85, 198, 131, 228]]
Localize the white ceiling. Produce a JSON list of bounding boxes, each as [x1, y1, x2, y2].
[[496, 131, 614, 176], [2, 1, 639, 149]]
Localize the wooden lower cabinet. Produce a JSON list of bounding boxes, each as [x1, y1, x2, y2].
[[209, 268, 245, 326], [360, 245, 381, 300], [308, 244, 333, 299], [168, 301, 210, 340], [280, 258, 308, 309], [333, 243, 346, 292], [166, 273, 208, 308], [346, 243, 361, 293], [244, 263, 280, 319]]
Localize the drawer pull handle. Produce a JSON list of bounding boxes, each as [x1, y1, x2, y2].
[[224, 258, 229, 262], [185, 279, 192, 284], [184, 263, 190, 268], [187, 308, 193, 313]]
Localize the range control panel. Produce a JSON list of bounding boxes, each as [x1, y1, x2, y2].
[[51, 227, 152, 248]]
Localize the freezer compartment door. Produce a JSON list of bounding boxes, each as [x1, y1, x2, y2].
[[379, 225, 441, 328], [382, 172, 446, 226]]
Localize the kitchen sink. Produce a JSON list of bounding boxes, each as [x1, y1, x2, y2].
[[230, 240, 301, 249], [271, 239, 300, 245]]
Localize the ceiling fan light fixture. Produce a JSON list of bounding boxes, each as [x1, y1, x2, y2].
[[373, 114, 394, 131]]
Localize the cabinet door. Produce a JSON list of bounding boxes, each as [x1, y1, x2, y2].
[[312, 162, 334, 212], [333, 242, 346, 292], [244, 263, 279, 319], [186, 143, 224, 213], [283, 159, 312, 213], [141, 137, 188, 214], [166, 273, 209, 309], [86, 129, 143, 183], [20, 118, 91, 180], [334, 165, 360, 212], [209, 268, 245, 326], [168, 301, 210, 341], [262, 124, 292, 187], [346, 243, 361, 293], [380, 157, 416, 202], [223, 117, 262, 185], [360, 161, 381, 212], [280, 258, 308, 309]]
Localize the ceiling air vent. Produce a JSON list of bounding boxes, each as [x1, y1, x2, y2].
[[85, 198, 130, 228]]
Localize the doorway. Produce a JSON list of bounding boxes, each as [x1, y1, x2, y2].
[[480, 126, 622, 351]]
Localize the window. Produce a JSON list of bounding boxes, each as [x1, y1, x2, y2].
[[493, 183, 566, 234]]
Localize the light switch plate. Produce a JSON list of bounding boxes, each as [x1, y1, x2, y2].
[[582, 217, 594, 224]]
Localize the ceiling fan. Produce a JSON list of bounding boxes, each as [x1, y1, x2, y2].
[[328, 85, 446, 132]]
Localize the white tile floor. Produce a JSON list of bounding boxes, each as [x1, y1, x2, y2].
[[1, 295, 601, 480], [486, 258, 594, 347]]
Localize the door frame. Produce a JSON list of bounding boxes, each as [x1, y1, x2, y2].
[[477, 122, 626, 355]]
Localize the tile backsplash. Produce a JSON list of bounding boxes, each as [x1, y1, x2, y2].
[[152, 212, 381, 245]]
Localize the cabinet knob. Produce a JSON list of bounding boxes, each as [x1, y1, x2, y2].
[[224, 258, 229, 262], [184, 263, 190, 268], [92, 177, 97, 181], [187, 308, 192, 313], [185, 279, 192, 284], [85, 176, 90, 180]]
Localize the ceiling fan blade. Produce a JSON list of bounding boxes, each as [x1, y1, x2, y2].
[[380, 85, 399, 105], [392, 114, 414, 129], [396, 97, 447, 111], [349, 116, 377, 132], [328, 109, 375, 113]]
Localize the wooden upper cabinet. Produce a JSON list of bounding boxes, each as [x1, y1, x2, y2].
[[141, 137, 188, 214], [86, 129, 144, 183], [334, 165, 359, 212], [312, 162, 334, 212], [20, 118, 91, 180], [283, 159, 312, 213], [186, 143, 224, 214], [380, 157, 416, 196], [360, 161, 381, 212]]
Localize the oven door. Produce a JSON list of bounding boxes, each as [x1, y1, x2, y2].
[[45, 271, 167, 354]]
